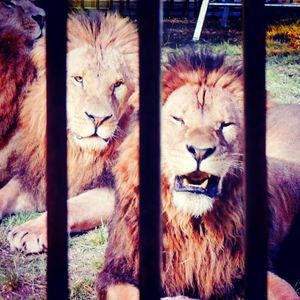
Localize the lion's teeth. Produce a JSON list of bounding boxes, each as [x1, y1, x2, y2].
[[200, 179, 208, 189]]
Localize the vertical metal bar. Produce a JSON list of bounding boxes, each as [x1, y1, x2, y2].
[[243, 1, 268, 300], [45, 0, 69, 299], [138, 0, 161, 299]]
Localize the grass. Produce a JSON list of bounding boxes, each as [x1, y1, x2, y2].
[[1, 20, 300, 300], [0, 213, 107, 299]]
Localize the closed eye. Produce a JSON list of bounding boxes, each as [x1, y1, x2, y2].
[[220, 122, 235, 130], [113, 80, 124, 88], [171, 116, 185, 126]]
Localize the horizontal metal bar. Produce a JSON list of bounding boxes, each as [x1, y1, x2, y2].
[[138, 0, 162, 299], [210, 2, 300, 7], [45, 0, 69, 299]]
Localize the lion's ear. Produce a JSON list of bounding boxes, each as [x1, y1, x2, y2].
[[31, 37, 46, 72]]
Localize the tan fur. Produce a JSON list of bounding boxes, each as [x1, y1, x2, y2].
[[0, 13, 139, 254], [0, 0, 45, 39], [268, 272, 300, 300], [107, 284, 139, 300], [97, 51, 300, 299]]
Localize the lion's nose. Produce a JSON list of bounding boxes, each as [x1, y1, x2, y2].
[[85, 112, 112, 127], [186, 144, 216, 161], [32, 14, 45, 30]]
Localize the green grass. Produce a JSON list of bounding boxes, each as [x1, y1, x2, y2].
[[1, 23, 300, 299], [0, 213, 107, 299]]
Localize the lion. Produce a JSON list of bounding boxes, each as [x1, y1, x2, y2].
[[97, 50, 300, 299], [0, 0, 45, 146], [0, 0, 45, 39], [0, 12, 139, 254]]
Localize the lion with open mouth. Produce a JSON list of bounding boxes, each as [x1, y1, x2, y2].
[[97, 50, 300, 300]]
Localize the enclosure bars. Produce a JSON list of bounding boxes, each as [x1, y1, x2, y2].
[[243, 1, 268, 300], [138, 0, 162, 299], [45, 0, 69, 299]]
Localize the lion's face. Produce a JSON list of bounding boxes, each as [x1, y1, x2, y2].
[[67, 46, 134, 151], [162, 83, 243, 217], [0, 0, 45, 39]]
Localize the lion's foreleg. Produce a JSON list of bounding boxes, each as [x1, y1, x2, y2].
[[104, 284, 139, 300], [68, 187, 115, 232], [8, 187, 115, 254]]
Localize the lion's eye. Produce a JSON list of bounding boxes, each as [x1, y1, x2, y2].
[[74, 76, 83, 83], [219, 122, 235, 130], [171, 116, 185, 126], [2, 0, 15, 8], [113, 80, 124, 89]]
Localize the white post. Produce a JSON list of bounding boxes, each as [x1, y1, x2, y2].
[[192, 0, 210, 41]]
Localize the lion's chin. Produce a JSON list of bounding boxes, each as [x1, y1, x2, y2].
[[172, 191, 215, 217], [73, 135, 109, 151]]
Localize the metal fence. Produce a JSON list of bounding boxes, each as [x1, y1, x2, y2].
[[45, 0, 267, 299]]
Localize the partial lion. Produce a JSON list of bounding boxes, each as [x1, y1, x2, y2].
[[0, 0, 45, 146], [0, 13, 139, 254], [0, 0, 45, 39], [97, 51, 300, 299]]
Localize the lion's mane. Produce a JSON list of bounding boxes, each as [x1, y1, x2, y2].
[[97, 51, 300, 299], [0, 26, 35, 146], [2, 13, 138, 211]]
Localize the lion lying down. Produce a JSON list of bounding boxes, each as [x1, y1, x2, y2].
[[97, 51, 300, 299], [0, 12, 139, 254]]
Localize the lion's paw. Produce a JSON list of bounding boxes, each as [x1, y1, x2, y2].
[[8, 216, 47, 254]]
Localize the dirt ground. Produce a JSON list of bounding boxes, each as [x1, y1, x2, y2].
[[163, 17, 242, 47]]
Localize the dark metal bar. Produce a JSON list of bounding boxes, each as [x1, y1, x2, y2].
[[242, 1, 267, 300], [45, 0, 69, 299], [138, 0, 162, 299]]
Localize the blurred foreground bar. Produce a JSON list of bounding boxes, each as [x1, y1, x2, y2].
[[45, 0, 69, 299], [243, 0, 268, 299], [138, 0, 162, 300]]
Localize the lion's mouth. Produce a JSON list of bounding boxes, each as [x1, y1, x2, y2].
[[73, 133, 110, 143], [174, 171, 219, 198]]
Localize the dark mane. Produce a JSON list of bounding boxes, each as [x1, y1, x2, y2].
[[166, 49, 226, 74]]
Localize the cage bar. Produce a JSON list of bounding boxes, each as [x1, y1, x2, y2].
[[138, 0, 162, 299], [243, 0, 268, 299], [45, 0, 69, 299]]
